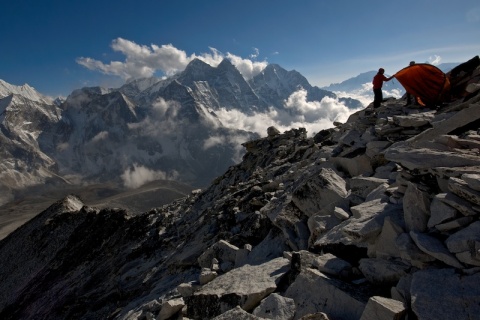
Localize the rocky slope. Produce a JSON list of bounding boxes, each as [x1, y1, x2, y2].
[[0, 56, 479, 320]]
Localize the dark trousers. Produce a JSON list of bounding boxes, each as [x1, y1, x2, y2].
[[373, 88, 383, 108]]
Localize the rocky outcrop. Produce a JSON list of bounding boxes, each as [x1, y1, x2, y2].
[[0, 56, 479, 319]]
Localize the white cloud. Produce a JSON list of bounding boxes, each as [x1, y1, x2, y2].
[[121, 163, 178, 188], [214, 88, 362, 137], [77, 38, 267, 81], [333, 82, 403, 109], [91, 131, 109, 142], [428, 55, 442, 65], [128, 97, 180, 135]]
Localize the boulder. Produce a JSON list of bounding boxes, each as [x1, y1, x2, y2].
[[312, 253, 352, 277], [157, 298, 185, 320], [462, 173, 480, 191], [445, 221, 480, 266], [436, 192, 478, 216], [344, 200, 403, 243], [252, 293, 296, 320], [348, 176, 389, 198], [403, 182, 430, 233], [395, 233, 436, 268], [285, 268, 368, 320], [186, 257, 290, 319], [393, 112, 435, 128], [384, 142, 480, 170], [374, 216, 404, 259], [366, 141, 392, 158], [428, 195, 458, 228], [411, 268, 480, 320], [358, 258, 410, 285], [360, 296, 406, 320], [435, 216, 475, 232], [198, 240, 239, 271], [333, 154, 373, 177], [411, 103, 480, 143], [409, 231, 463, 268], [292, 168, 348, 216], [448, 177, 480, 206]]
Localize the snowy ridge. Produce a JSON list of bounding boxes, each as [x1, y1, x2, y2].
[[0, 79, 53, 104]]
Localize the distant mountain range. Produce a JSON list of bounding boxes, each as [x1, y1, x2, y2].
[[0, 59, 363, 208]]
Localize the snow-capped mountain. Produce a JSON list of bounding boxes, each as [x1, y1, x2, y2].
[[0, 60, 362, 206]]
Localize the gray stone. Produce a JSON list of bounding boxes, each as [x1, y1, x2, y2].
[[199, 269, 217, 285], [395, 233, 436, 268], [374, 217, 404, 259], [212, 306, 268, 320], [340, 201, 403, 244], [391, 274, 413, 306], [312, 253, 352, 277], [412, 103, 480, 143], [348, 176, 389, 198], [285, 268, 367, 320], [360, 296, 406, 320], [411, 268, 480, 320], [428, 196, 458, 228], [445, 221, 480, 266], [186, 257, 290, 319], [462, 173, 480, 191], [436, 192, 478, 216], [359, 258, 410, 285], [157, 298, 185, 320], [177, 282, 197, 298], [365, 183, 390, 202], [333, 206, 350, 220], [198, 240, 239, 270], [449, 177, 480, 206], [435, 216, 475, 232], [384, 141, 480, 170], [298, 312, 330, 320], [393, 112, 435, 128], [235, 245, 252, 268], [252, 293, 296, 320], [403, 182, 430, 233], [333, 154, 373, 177], [366, 141, 392, 158], [410, 231, 464, 268], [267, 126, 281, 137], [292, 168, 348, 216]]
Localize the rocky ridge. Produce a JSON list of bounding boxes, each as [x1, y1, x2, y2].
[[0, 57, 479, 319]]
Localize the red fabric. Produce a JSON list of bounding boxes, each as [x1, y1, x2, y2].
[[372, 73, 388, 89], [394, 64, 450, 106]]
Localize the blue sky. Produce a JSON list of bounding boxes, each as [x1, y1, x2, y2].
[[1, 0, 480, 97]]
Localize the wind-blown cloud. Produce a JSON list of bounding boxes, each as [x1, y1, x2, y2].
[[214, 88, 362, 137], [77, 38, 267, 81], [121, 163, 178, 189], [127, 97, 180, 135]]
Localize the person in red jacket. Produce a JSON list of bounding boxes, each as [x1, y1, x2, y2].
[[372, 68, 393, 108]]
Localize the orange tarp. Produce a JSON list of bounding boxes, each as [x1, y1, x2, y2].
[[394, 64, 450, 106]]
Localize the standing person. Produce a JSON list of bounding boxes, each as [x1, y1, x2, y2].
[[405, 61, 418, 105], [372, 68, 393, 108]]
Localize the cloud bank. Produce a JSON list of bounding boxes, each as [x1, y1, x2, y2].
[[77, 38, 267, 81], [215, 88, 362, 137]]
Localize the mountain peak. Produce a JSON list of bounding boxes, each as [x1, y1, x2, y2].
[[0, 79, 53, 104]]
